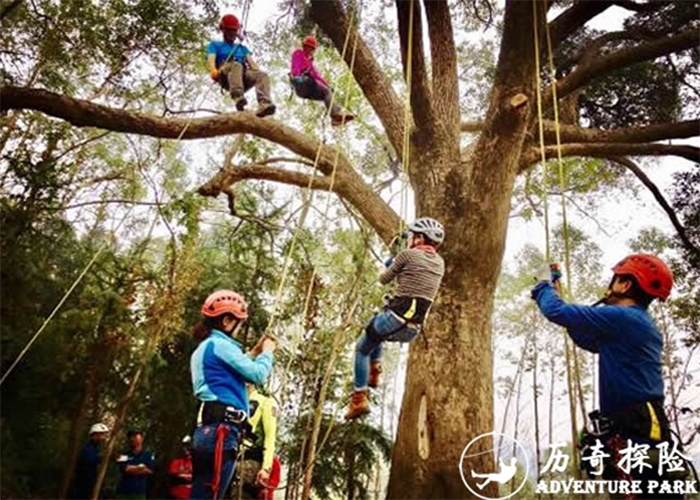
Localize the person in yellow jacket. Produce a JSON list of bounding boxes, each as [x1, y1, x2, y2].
[[237, 385, 280, 500]]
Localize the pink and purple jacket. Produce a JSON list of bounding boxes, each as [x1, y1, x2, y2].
[[290, 49, 328, 87]]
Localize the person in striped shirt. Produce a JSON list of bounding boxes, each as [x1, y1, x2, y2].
[[346, 218, 446, 421]]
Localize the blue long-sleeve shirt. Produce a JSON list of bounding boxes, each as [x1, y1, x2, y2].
[[190, 330, 273, 414], [532, 282, 664, 417]]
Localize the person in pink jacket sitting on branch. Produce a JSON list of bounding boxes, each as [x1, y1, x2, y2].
[[290, 35, 354, 127]]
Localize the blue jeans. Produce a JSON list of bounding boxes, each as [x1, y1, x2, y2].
[[191, 423, 239, 500], [354, 309, 419, 390]]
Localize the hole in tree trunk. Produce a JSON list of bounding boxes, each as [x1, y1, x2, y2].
[[418, 392, 430, 460]]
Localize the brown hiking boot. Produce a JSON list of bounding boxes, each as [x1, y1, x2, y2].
[[331, 111, 355, 127], [234, 96, 247, 111], [255, 102, 276, 117], [345, 390, 370, 421], [368, 361, 383, 389]]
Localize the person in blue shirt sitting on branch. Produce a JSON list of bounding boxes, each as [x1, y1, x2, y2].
[[206, 14, 276, 118], [532, 254, 690, 499]]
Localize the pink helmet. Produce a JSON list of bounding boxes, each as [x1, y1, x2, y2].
[[201, 290, 248, 319]]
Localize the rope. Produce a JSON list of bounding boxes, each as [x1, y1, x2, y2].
[[398, 0, 415, 231], [240, 0, 253, 36], [263, 6, 359, 336], [0, 208, 134, 387], [543, 3, 588, 427], [300, 9, 362, 329], [532, 1, 586, 475], [531, 6, 551, 263]]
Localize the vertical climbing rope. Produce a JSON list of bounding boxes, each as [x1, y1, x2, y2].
[[399, 0, 416, 231], [542, 4, 588, 428], [532, 0, 582, 476]]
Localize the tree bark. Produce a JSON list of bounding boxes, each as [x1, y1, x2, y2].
[[387, 0, 536, 495]]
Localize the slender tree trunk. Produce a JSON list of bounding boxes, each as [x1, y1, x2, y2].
[[374, 381, 387, 500], [563, 338, 581, 476], [548, 352, 556, 500], [659, 309, 682, 438], [532, 328, 541, 487], [58, 318, 118, 499], [510, 365, 524, 493], [300, 322, 351, 499], [498, 352, 525, 463], [58, 361, 99, 499]]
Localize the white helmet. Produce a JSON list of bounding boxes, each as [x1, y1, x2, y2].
[[89, 423, 109, 435], [182, 435, 192, 444], [408, 217, 445, 244]]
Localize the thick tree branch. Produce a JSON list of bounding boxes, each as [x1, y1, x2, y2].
[[198, 164, 335, 195], [549, 28, 698, 102], [396, 0, 434, 136], [309, 0, 406, 155], [0, 86, 402, 244], [611, 156, 700, 259], [423, 0, 460, 137], [551, 120, 700, 144], [548, 1, 612, 48], [521, 142, 700, 166], [1, 86, 342, 174]]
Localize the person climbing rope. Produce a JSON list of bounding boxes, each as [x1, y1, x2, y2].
[[290, 35, 354, 127], [531, 254, 689, 499], [345, 218, 446, 421], [206, 14, 276, 117], [190, 290, 276, 500], [237, 385, 281, 499]]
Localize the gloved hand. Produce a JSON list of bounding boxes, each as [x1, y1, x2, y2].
[[384, 257, 393, 268], [534, 263, 562, 284], [209, 68, 220, 81], [550, 263, 562, 283], [389, 230, 409, 256]]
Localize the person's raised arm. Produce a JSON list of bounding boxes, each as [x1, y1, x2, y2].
[[379, 250, 409, 285], [214, 339, 274, 385]]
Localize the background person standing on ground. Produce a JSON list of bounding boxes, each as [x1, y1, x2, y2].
[[115, 429, 155, 500]]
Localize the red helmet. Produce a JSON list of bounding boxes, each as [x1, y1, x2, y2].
[[219, 14, 240, 30], [202, 290, 248, 319], [302, 35, 318, 49], [611, 254, 673, 301]]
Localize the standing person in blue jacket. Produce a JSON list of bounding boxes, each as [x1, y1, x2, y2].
[[69, 423, 109, 499], [532, 254, 687, 499], [115, 430, 155, 500], [190, 289, 275, 500], [206, 14, 276, 117]]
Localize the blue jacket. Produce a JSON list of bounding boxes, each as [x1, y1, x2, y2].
[[532, 282, 664, 417], [71, 441, 101, 499], [190, 330, 273, 414]]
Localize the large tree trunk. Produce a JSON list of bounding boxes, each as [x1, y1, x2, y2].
[[387, 1, 535, 495]]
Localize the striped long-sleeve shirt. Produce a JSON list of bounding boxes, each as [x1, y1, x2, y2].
[[380, 247, 444, 322]]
